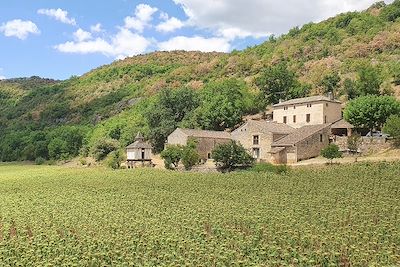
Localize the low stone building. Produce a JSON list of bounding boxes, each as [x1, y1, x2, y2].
[[270, 124, 331, 164], [231, 120, 294, 161], [126, 133, 153, 168], [167, 128, 231, 160]]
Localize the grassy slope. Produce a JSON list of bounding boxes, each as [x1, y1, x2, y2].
[[0, 162, 399, 265]]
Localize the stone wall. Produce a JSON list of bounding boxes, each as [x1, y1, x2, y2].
[[334, 136, 393, 155], [231, 124, 274, 161], [194, 137, 231, 160], [296, 127, 330, 162]]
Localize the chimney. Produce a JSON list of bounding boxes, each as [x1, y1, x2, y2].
[[327, 91, 334, 100]]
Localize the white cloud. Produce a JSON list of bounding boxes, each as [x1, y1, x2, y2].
[[124, 4, 158, 32], [73, 28, 92, 42], [172, 0, 394, 38], [156, 16, 185, 33], [37, 8, 77, 26], [0, 76, 6, 80], [90, 23, 103, 33], [55, 28, 150, 59], [0, 19, 40, 40], [158, 36, 230, 52]]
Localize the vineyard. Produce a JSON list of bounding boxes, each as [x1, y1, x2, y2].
[[0, 163, 399, 266]]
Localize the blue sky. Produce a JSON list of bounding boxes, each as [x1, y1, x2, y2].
[[0, 0, 393, 80]]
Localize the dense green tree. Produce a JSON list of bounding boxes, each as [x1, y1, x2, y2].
[[356, 65, 382, 96], [212, 141, 254, 172], [380, 0, 400, 21], [321, 144, 343, 164], [383, 115, 400, 146], [256, 62, 309, 104], [91, 138, 119, 161], [342, 78, 359, 100], [189, 79, 251, 131], [48, 138, 69, 160], [344, 95, 400, 132], [320, 72, 341, 94], [256, 62, 296, 104], [145, 88, 199, 152]]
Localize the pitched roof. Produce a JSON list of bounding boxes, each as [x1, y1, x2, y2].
[[178, 128, 231, 139], [233, 120, 295, 135], [273, 95, 341, 107], [126, 132, 153, 149], [272, 124, 331, 146], [331, 119, 355, 129]]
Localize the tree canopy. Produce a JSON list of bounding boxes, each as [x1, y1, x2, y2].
[[344, 95, 400, 131]]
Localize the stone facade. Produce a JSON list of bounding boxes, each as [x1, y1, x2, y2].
[[231, 120, 294, 162], [167, 128, 231, 160], [273, 96, 342, 128], [271, 124, 331, 164]]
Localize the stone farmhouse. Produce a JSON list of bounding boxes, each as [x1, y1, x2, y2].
[[166, 95, 355, 164]]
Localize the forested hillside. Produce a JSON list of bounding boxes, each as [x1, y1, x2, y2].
[[1, 1, 400, 162]]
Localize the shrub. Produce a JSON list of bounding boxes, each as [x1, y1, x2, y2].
[[181, 141, 200, 171], [106, 151, 123, 170], [347, 133, 362, 154], [249, 163, 289, 174], [383, 115, 400, 147], [160, 145, 183, 170], [321, 144, 343, 164], [35, 157, 46, 165], [212, 141, 254, 172]]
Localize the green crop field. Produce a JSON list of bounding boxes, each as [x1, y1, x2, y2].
[[0, 163, 399, 266]]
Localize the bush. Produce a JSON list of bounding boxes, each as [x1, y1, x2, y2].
[[35, 157, 46, 165], [383, 115, 400, 147], [160, 145, 183, 170], [91, 138, 119, 161], [249, 163, 289, 174], [321, 144, 343, 164], [106, 151, 123, 170], [212, 141, 254, 172], [181, 141, 200, 171]]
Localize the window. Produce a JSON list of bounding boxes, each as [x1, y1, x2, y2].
[[324, 115, 327, 123], [283, 116, 287, 124], [306, 114, 311, 123], [293, 115, 296, 123], [253, 135, 259, 145], [307, 104, 312, 108], [207, 153, 212, 159], [253, 148, 260, 159], [284, 106, 288, 110], [320, 134, 323, 142], [293, 105, 296, 109], [326, 103, 329, 107]]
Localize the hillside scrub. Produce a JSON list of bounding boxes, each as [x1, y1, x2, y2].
[[1, 1, 400, 162]]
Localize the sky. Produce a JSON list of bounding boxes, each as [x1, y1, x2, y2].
[[0, 0, 394, 80]]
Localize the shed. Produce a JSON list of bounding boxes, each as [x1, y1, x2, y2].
[[126, 133, 153, 168]]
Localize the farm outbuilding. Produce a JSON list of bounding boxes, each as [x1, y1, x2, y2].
[[167, 128, 231, 160], [126, 133, 153, 168]]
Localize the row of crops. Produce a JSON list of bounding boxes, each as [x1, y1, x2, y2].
[[0, 162, 399, 266]]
